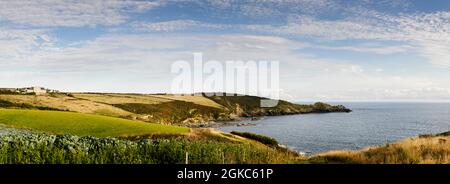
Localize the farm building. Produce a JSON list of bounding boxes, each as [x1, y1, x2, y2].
[[16, 87, 60, 95], [0, 86, 59, 95], [16, 87, 46, 95]]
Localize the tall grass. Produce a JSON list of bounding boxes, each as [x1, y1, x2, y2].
[[311, 133, 450, 164]]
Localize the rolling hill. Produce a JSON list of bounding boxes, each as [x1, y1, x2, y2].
[[0, 92, 350, 125]]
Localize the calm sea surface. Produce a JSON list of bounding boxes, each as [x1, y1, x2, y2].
[[219, 102, 450, 155]]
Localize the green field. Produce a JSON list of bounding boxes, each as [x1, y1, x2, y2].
[[0, 109, 190, 137]]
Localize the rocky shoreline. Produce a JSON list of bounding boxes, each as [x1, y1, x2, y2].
[[183, 104, 352, 128]]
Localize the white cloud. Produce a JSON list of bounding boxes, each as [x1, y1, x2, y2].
[[25, 34, 307, 71], [131, 20, 228, 32], [314, 44, 412, 55], [0, 0, 161, 27], [290, 71, 450, 101], [246, 11, 450, 67], [0, 28, 54, 62], [0, 33, 360, 93], [2, 31, 449, 100]]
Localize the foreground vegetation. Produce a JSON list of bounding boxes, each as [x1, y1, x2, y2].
[[0, 109, 189, 137], [0, 127, 300, 164], [310, 131, 450, 164], [0, 117, 448, 164]]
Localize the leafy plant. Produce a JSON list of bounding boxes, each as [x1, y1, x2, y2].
[[0, 127, 299, 164]]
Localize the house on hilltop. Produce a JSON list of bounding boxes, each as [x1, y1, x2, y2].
[[0, 86, 59, 95], [16, 87, 59, 95], [27, 87, 47, 95]]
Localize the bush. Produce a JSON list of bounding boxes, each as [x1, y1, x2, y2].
[[230, 131, 279, 147], [0, 99, 62, 111]]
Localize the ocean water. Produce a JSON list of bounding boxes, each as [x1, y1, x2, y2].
[[219, 102, 450, 155]]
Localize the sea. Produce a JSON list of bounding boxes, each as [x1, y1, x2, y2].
[[219, 102, 450, 155]]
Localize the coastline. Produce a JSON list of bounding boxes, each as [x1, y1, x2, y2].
[[182, 109, 352, 128]]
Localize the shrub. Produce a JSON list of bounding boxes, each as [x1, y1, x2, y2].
[[0, 99, 62, 111], [230, 131, 279, 147]]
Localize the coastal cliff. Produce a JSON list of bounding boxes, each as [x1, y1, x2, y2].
[[0, 92, 350, 126]]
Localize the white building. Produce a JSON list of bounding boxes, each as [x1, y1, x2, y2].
[[18, 87, 48, 95], [4, 86, 60, 95], [26, 87, 47, 95]]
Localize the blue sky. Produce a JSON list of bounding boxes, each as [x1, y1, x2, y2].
[[0, 0, 449, 101]]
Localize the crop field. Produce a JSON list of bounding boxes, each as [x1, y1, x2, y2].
[[0, 93, 224, 115], [72, 93, 172, 105], [74, 93, 224, 108], [150, 94, 224, 108], [0, 109, 190, 137], [0, 94, 131, 117]]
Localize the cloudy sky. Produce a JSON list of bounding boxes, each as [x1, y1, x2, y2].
[[0, 0, 449, 101]]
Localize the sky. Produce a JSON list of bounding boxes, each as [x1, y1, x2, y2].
[[0, 0, 450, 101]]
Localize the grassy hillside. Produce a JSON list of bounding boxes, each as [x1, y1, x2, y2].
[[72, 93, 171, 105], [0, 109, 189, 137], [310, 131, 450, 164], [149, 94, 224, 108], [0, 94, 132, 117], [73, 93, 223, 108], [0, 99, 61, 111], [0, 93, 350, 125], [113, 101, 224, 124]]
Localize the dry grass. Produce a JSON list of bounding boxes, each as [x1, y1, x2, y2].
[[312, 134, 450, 164], [150, 94, 223, 108], [0, 94, 131, 117], [74, 93, 223, 108], [72, 93, 171, 104], [0, 93, 223, 123]]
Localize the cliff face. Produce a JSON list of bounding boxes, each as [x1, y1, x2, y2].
[[113, 94, 352, 126]]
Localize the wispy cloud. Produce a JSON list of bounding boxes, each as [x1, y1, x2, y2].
[[204, 0, 339, 15], [314, 44, 413, 55], [4, 32, 446, 100], [137, 11, 449, 66], [0, 0, 162, 27], [0, 28, 53, 62], [131, 20, 228, 32]]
